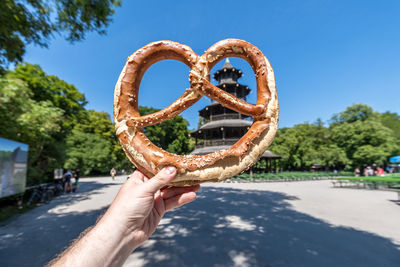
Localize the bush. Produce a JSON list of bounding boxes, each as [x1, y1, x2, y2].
[[232, 171, 352, 181], [334, 174, 400, 187]]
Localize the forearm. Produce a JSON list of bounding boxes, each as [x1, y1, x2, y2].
[[49, 215, 139, 267], [48, 168, 196, 267]]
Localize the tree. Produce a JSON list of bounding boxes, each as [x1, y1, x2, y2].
[[66, 109, 133, 174], [329, 104, 399, 169], [2, 63, 140, 181], [303, 144, 349, 171], [74, 110, 115, 140], [379, 112, 400, 141], [352, 145, 388, 167], [270, 122, 349, 171], [11, 63, 87, 131], [0, 74, 31, 137], [0, 74, 64, 184], [0, 0, 121, 69], [139, 106, 193, 155], [330, 104, 374, 124], [64, 130, 111, 176], [3, 63, 89, 182]]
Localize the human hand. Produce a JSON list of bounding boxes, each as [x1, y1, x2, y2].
[[100, 167, 200, 249], [49, 167, 199, 267]]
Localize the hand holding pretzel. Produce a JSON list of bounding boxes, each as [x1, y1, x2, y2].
[[114, 39, 279, 186]]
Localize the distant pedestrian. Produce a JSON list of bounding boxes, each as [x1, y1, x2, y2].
[[63, 169, 73, 193], [376, 167, 385, 176], [354, 168, 360, 177], [110, 168, 117, 181], [363, 167, 368, 177], [367, 166, 374, 177], [74, 168, 80, 192], [386, 166, 392, 173]]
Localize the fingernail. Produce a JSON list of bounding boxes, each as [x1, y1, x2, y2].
[[165, 166, 176, 175]]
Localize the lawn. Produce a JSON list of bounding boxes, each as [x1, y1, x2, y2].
[[332, 173, 400, 188], [232, 171, 353, 181]]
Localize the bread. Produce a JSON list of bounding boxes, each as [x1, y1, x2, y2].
[[114, 39, 279, 186]]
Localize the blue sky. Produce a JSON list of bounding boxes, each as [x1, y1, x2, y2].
[[0, 137, 29, 152], [23, 0, 400, 129]]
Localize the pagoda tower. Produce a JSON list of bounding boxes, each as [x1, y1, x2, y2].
[[190, 58, 281, 172]]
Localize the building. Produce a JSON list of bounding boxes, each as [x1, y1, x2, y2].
[[190, 58, 281, 172]]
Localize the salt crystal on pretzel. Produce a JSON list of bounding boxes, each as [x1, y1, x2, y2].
[[114, 39, 279, 186]]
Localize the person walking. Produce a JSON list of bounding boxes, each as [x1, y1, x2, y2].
[[63, 169, 73, 193], [354, 168, 361, 177], [110, 168, 117, 181], [74, 168, 80, 192]]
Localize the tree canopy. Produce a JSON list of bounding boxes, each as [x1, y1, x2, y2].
[[0, 65, 194, 183], [269, 123, 349, 171], [270, 104, 400, 171], [0, 73, 65, 183], [0, 0, 121, 69], [139, 106, 194, 155], [1, 60, 399, 182]]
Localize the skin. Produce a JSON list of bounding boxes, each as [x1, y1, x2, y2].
[[49, 166, 200, 267]]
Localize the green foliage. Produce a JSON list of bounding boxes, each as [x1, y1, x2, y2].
[[11, 63, 87, 132], [270, 104, 399, 171], [65, 109, 133, 173], [233, 171, 352, 180], [269, 123, 348, 170], [330, 104, 374, 124], [1, 63, 88, 183], [1, 63, 195, 183], [0, 193, 36, 222], [0, 75, 31, 137], [352, 145, 388, 167], [329, 105, 399, 168], [334, 175, 400, 187], [74, 110, 114, 140], [0, 74, 65, 184], [2, 62, 398, 184], [0, 0, 121, 69], [64, 130, 111, 176], [379, 112, 400, 144], [139, 106, 193, 155], [17, 100, 64, 144]]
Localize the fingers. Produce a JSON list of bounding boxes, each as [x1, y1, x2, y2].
[[161, 185, 200, 199], [128, 170, 146, 181], [165, 192, 197, 212], [142, 167, 177, 195], [125, 170, 146, 186]]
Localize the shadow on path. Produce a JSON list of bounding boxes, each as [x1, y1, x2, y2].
[[0, 185, 399, 266], [0, 180, 114, 266], [130, 187, 400, 267]]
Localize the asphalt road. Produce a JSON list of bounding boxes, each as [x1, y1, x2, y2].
[[0, 176, 399, 267]]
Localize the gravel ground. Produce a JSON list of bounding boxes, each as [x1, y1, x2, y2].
[[0, 176, 399, 267]]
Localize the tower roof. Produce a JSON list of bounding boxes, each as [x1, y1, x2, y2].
[[213, 58, 243, 85], [222, 58, 233, 69]]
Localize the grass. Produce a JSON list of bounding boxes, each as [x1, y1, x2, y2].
[[0, 192, 37, 223], [332, 174, 400, 188], [0, 204, 36, 223], [0, 186, 47, 223], [232, 171, 353, 181]]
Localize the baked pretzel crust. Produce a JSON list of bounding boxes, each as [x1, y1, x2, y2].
[[114, 39, 279, 186]]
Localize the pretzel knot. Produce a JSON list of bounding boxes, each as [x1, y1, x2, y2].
[[114, 39, 279, 186]]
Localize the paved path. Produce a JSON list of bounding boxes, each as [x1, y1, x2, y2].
[[0, 177, 399, 266]]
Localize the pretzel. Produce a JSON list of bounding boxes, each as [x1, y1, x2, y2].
[[114, 39, 279, 186]]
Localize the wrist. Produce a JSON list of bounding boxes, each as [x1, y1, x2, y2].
[[96, 213, 141, 250], [83, 219, 135, 266]]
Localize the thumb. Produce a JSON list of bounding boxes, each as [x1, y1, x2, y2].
[[143, 166, 177, 194]]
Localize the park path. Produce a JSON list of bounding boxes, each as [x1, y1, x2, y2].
[[0, 177, 399, 267]]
